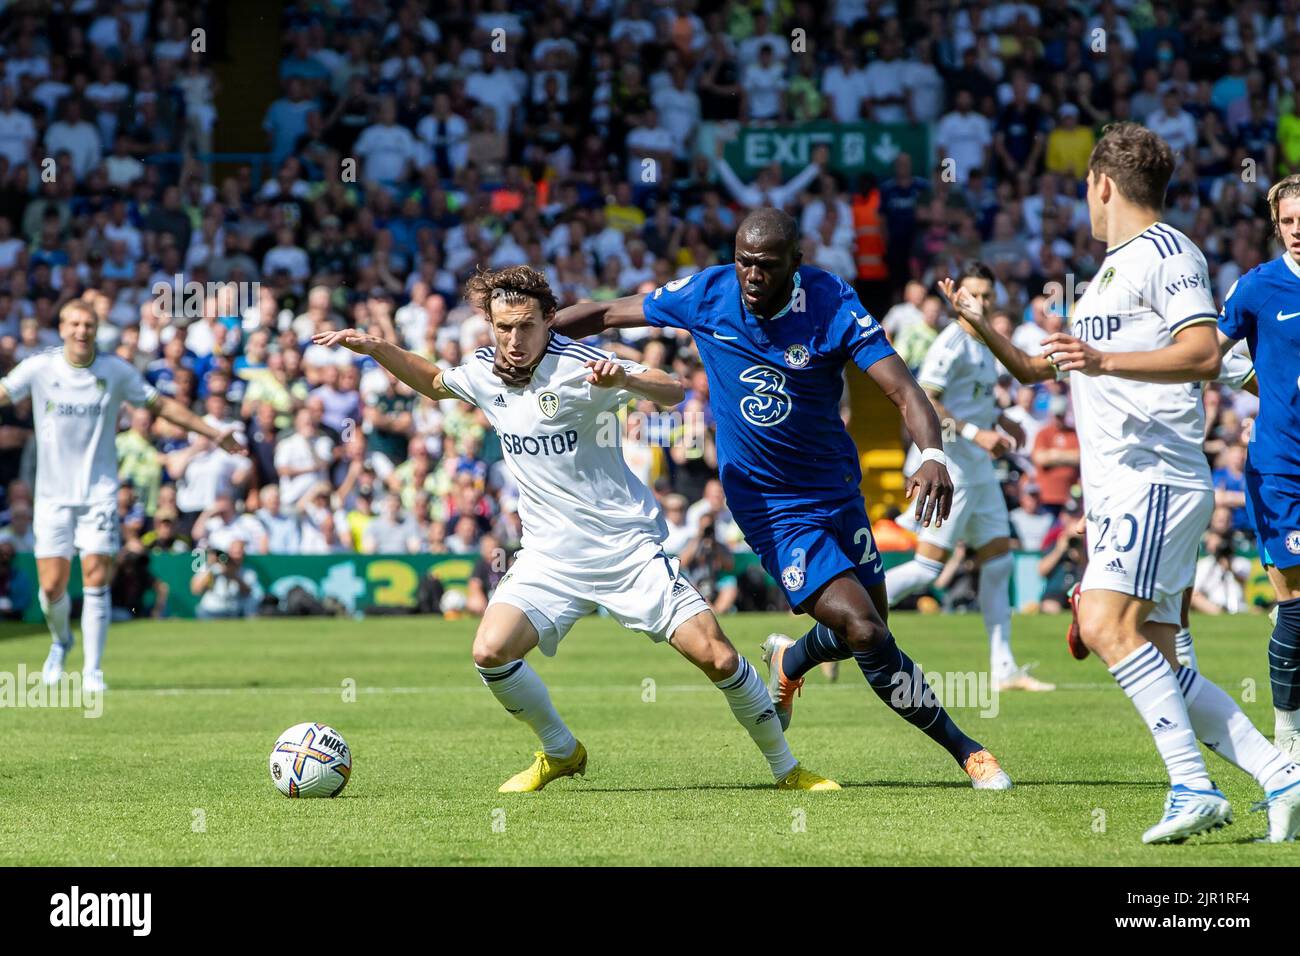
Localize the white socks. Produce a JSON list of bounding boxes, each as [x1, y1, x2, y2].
[[39, 590, 73, 648], [477, 660, 577, 759], [885, 555, 944, 606], [1111, 643, 1213, 791], [1277, 706, 1300, 749], [979, 553, 1016, 681], [81, 585, 110, 675], [1178, 666, 1299, 793], [715, 657, 797, 779], [1174, 627, 1197, 670]]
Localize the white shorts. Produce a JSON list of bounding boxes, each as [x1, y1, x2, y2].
[[490, 542, 711, 657], [916, 480, 1009, 552], [33, 497, 119, 559], [1081, 483, 1213, 625]]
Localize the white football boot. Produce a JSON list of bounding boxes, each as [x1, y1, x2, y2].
[[82, 669, 107, 694], [1141, 784, 1232, 844], [41, 640, 72, 686], [1254, 779, 1300, 843]]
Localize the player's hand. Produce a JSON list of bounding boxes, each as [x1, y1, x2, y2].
[[584, 358, 627, 388], [1040, 332, 1103, 375], [907, 458, 953, 528], [938, 277, 987, 327], [312, 328, 381, 356], [216, 428, 245, 455], [974, 428, 1014, 457], [998, 417, 1026, 449], [492, 351, 534, 388]]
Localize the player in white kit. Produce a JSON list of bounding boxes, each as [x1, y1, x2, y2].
[[0, 299, 244, 692], [887, 261, 1054, 693], [941, 123, 1300, 843], [313, 266, 837, 793]]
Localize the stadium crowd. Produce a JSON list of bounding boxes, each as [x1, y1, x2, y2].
[[0, 0, 1287, 617]]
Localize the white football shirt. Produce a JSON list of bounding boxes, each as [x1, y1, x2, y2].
[[914, 321, 1000, 485], [1061, 222, 1218, 502], [0, 347, 160, 504], [441, 334, 666, 569]]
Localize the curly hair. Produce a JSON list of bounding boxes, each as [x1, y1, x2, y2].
[[463, 265, 558, 322], [1267, 174, 1300, 233]]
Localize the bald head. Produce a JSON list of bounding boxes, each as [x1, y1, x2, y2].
[[734, 208, 802, 318]]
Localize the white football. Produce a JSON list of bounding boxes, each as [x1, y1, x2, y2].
[[269, 723, 352, 798]]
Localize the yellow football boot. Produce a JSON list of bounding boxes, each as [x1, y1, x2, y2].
[[498, 741, 588, 793], [776, 764, 841, 791]]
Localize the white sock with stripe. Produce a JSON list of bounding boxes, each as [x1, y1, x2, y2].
[[476, 660, 577, 759], [39, 590, 72, 648], [81, 585, 110, 674], [979, 553, 1017, 681], [1174, 627, 1197, 669], [1110, 643, 1213, 791], [885, 555, 945, 606], [715, 657, 797, 779], [1179, 666, 1299, 793]]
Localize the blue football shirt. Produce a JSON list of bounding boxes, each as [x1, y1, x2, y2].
[[642, 264, 896, 517], [1217, 254, 1300, 475]]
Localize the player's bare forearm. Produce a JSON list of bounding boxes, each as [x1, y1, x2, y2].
[[553, 294, 649, 337], [1042, 324, 1220, 382], [0, 384, 10, 408], [866, 354, 953, 526], [370, 340, 453, 401], [157, 396, 222, 440], [622, 368, 683, 407], [938, 277, 1055, 384]]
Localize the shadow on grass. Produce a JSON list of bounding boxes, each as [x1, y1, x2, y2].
[[574, 779, 1168, 793]]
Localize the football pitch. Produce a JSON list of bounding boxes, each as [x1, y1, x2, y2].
[[1, 612, 1293, 867]]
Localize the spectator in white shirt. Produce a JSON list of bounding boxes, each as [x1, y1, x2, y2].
[[806, 216, 857, 282], [624, 109, 675, 189], [353, 98, 421, 186], [652, 67, 701, 160], [861, 37, 911, 122], [1145, 89, 1198, 159], [275, 408, 334, 508], [465, 58, 524, 135], [1191, 533, 1251, 615], [715, 144, 827, 211], [738, 12, 789, 64], [822, 48, 867, 123], [416, 94, 469, 178], [934, 89, 992, 184], [45, 99, 102, 180], [742, 45, 786, 121], [262, 227, 312, 282], [0, 86, 37, 170]]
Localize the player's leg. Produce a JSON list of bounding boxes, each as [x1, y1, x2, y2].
[[804, 570, 1012, 788], [1265, 564, 1300, 761], [78, 553, 113, 692], [1175, 588, 1197, 670], [1148, 600, 1300, 842], [474, 557, 589, 792], [34, 498, 77, 684], [1242, 469, 1300, 758], [666, 609, 835, 790], [603, 547, 837, 789], [36, 555, 74, 683]]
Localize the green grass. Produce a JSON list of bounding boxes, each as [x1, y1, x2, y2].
[[0, 611, 1293, 865]]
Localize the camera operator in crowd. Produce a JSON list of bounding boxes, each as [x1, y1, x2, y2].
[[191, 536, 263, 619]]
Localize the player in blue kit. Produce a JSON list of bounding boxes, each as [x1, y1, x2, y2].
[[492, 209, 1013, 789], [1216, 174, 1300, 763]]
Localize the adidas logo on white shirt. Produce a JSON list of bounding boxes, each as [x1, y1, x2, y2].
[[492, 394, 507, 408], [1105, 557, 1125, 573]]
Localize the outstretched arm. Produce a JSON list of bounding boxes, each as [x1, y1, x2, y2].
[[1039, 323, 1220, 383], [311, 328, 454, 401], [939, 278, 1056, 384], [866, 353, 952, 528], [584, 358, 684, 407], [551, 294, 651, 338], [155, 396, 244, 454]]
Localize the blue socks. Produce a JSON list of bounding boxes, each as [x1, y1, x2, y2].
[[852, 632, 983, 765], [1271, 597, 1300, 712], [782, 622, 852, 679]]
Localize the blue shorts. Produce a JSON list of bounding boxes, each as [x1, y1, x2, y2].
[[1245, 470, 1300, 569], [739, 496, 884, 611]]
